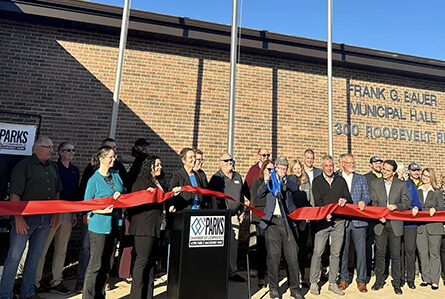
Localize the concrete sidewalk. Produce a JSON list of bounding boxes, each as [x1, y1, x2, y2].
[[39, 271, 445, 299]]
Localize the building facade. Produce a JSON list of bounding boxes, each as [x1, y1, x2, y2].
[[1, 0, 445, 178]]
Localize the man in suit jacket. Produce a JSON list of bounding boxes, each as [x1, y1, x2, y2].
[[370, 160, 410, 295], [309, 155, 352, 296], [303, 149, 322, 185], [338, 154, 371, 293], [258, 156, 303, 299]]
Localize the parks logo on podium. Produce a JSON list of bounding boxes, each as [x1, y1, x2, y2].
[[189, 215, 225, 248]]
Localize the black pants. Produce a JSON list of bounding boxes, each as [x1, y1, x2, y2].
[[130, 236, 157, 299], [441, 236, 445, 280], [251, 226, 267, 280], [375, 225, 401, 288], [265, 216, 300, 295], [83, 231, 117, 299], [401, 227, 417, 283], [297, 223, 309, 281]]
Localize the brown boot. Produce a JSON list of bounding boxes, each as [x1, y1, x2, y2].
[[338, 281, 349, 290]]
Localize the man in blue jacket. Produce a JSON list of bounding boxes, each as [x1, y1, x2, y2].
[[338, 153, 371, 293], [258, 156, 303, 299]]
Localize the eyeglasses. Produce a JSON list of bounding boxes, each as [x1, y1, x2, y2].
[[196, 158, 204, 161], [221, 159, 233, 163], [422, 174, 430, 178], [39, 145, 54, 149], [62, 149, 75, 152], [260, 154, 270, 157]]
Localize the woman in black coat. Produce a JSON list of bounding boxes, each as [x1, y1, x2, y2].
[[127, 155, 179, 299], [169, 147, 207, 210], [249, 159, 274, 287]]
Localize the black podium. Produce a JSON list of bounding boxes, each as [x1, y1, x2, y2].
[[167, 209, 231, 299]]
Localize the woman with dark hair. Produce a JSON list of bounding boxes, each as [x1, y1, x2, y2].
[[169, 147, 206, 211], [128, 156, 179, 299], [413, 168, 444, 290], [83, 146, 125, 299], [126, 138, 150, 192], [249, 159, 274, 287]]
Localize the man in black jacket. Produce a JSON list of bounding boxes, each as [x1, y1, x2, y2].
[[209, 152, 246, 282], [309, 155, 352, 296]]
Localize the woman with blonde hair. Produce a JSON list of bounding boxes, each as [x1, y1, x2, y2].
[[288, 159, 312, 285], [413, 168, 445, 290]]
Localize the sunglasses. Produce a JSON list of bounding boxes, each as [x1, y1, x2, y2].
[[62, 149, 75, 152], [221, 159, 234, 163], [260, 154, 270, 157], [267, 168, 273, 171]]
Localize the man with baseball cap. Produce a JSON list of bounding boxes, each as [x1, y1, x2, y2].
[[258, 156, 304, 299], [407, 163, 421, 187], [365, 156, 383, 187]]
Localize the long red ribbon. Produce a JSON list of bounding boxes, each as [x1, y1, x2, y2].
[[288, 203, 445, 222], [1, 188, 445, 222], [0, 186, 266, 218]]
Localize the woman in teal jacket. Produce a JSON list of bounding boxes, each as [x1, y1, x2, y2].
[[83, 146, 125, 299]]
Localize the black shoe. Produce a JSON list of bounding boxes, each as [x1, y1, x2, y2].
[[431, 284, 439, 290], [420, 282, 430, 287], [371, 282, 384, 291], [229, 274, 246, 282], [407, 281, 416, 289], [49, 283, 71, 295], [394, 287, 402, 295]]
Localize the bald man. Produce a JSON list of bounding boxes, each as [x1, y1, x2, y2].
[[209, 152, 247, 282]]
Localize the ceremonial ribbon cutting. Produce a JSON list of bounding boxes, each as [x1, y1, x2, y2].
[[2, 186, 445, 222]]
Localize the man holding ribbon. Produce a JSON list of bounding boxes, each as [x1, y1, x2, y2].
[[0, 137, 61, 299], [309, 155, 352, 296], [257, 156, 303, 299], [370, 159, 410, 295], [209, 152, 246, 282]]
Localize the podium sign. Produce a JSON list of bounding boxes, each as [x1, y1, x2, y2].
[[167, 210, 231, 299]]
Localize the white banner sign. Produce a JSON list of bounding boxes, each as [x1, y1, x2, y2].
[[0, 122, 36, 156], [189, 216, 225, 248]]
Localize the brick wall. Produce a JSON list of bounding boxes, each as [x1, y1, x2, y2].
[[1, 16, 445, 181]]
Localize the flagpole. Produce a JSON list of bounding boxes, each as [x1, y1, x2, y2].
[[227, 0, 239, 156], [327, 0, 333, 156], [109, 0, 131, 138]]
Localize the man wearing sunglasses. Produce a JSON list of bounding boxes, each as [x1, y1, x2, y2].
[[209, 153, 247, 282], [35, 142, 79, 295]]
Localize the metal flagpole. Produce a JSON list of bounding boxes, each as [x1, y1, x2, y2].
[[109, 0, 131, 138], [227, 0, 239, 156], [327, 0, 333, 156]]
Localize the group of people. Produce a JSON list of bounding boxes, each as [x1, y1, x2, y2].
[[1, 137, 445, 299], [245, 149, 445, 298]]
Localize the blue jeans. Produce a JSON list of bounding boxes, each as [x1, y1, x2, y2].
[[0, 215, 51, 299], [340, 224, 367, 284], [76, 222, 90, 283]]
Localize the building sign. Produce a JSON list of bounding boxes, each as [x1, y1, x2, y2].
[[0, 122, 36, 156], [334, 84, 444, 143], [189, 216, 225, 248]]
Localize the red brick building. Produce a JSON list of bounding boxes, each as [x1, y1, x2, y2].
[[1, 0, 445, 178]]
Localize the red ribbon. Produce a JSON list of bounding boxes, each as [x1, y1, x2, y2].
[[288, 203, 445, 222], [1, 187, 445, 222], [0, 186, 266, 218]]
